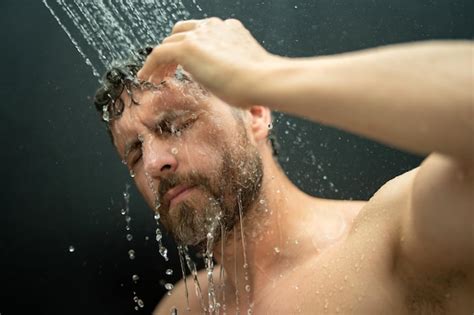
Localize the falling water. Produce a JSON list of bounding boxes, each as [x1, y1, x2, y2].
[[219, 223, 227, 312], [42, 0, 191, 80], [42, 0, 100, 78], [122, 184, 133, 240], [177, 245, 191, 311], [154, 212, 169, 261], [203, 213, 220, 314], [184, 245, 206, 312], [237, 192, 253, 315], [121, 184, 146, 311]]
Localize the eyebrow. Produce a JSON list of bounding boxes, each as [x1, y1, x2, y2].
[[122, 109, 195, 158]]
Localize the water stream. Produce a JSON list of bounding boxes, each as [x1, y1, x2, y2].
[[42, 1, 259, 313], [42, 0, 190, 80]]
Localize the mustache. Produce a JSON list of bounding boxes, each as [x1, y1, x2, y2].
[[158, 172, 213, 203]]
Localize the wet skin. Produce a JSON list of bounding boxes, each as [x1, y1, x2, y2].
[[111, 75, 473, 314], [112, 36, 474, 312], [158, 162, 473, 315]]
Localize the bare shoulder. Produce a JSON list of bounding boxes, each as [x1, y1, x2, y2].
[[398, 152, 474, 271]]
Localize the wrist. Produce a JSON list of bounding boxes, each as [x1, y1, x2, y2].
[[244, 54, 291, 106]]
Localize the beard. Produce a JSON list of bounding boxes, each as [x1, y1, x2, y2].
[[156, 137, 264, 248]]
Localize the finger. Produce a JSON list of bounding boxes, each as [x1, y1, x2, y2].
[[162, 33, 186, 44], [224, 18, 243, 27], [149, 63, 178, 84], [137, 43, 182, 80], [172, 19, 199, 34]]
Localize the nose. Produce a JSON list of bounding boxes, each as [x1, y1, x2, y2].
[[141, 137, 178, 178]]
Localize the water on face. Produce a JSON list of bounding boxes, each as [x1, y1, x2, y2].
[[42, 2, 269, 312]]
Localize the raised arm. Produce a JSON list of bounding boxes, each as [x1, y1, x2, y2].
[[254, 41, 473, 162], [139, 18, 473, 163], [140, 16, 474, 284]]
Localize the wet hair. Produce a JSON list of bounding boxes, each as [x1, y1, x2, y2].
[[93, 47, 279, 157], [94, 47, 153, 123]]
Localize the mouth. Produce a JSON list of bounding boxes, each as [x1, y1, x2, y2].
[[164, 184, 196, 208]]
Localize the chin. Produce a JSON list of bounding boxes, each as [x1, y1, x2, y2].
[[169, 197, 229, 249]]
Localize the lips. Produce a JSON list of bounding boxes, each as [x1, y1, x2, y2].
[[164, 184, 195, 206]]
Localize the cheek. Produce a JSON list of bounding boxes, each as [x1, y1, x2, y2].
[[178, 124, 228, 174]]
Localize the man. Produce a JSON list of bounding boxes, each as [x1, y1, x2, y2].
[[95, 18, 473, 314]]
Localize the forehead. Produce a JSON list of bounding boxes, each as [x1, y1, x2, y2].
[[109, 77, 234, 149]]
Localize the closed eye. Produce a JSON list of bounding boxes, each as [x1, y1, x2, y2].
[[156, 117, 197, 136], [125, 142, 142, 168]]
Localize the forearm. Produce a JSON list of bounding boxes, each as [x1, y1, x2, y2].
[[252, 40, 473, 162]]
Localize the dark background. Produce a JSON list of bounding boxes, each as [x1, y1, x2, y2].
[[0, 0, 472, 314]]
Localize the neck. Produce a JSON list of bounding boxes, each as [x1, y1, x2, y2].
[[210, 155, 348, 310]]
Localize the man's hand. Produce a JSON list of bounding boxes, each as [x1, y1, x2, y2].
[[138, 18, 280, 107]]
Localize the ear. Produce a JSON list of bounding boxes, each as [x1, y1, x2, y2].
[[247, 106, 272, 143]]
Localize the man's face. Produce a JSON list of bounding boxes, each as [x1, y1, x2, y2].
[[110, 73, 263, 247]]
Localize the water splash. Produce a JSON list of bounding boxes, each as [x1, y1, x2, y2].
[[205, 232, 218, 314]]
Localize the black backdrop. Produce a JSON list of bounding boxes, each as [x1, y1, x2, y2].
[[0, 1, 472, 314]]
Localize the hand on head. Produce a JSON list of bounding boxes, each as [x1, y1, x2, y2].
[[138, 17, 279, 108]]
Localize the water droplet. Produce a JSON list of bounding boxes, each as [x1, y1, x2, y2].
[[171, 147, 178, 155], [132, 274, 139, 282], [273, 247, 281, 254], [102, 105, 110, 122], [120, 208, 126, 215], [125, 216, 131, 223], [165, 269, 173, 275], [165, 283, 174, 290], [128, 249, 135, 260], [155, 228, 162, 241], [129, 169, 135, 178], [137, 299, 144, 308], [68, 245, 75, 253], [245, 284, 251, 292], [267, 123, 273, 129], [154, 213, 160, 220], [159, 246, 168, 260], [259, 199, 265, 205], [126, 234, 133, 241]]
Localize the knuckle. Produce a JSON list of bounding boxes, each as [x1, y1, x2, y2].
[[225, 18, 242, 26], [208, 17, 222, 23], [181, 38, 196, 51]]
